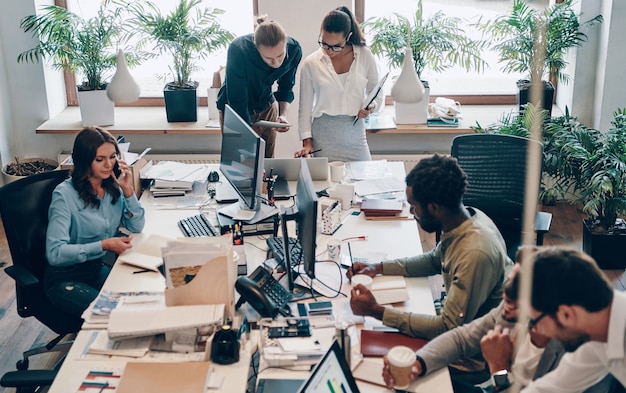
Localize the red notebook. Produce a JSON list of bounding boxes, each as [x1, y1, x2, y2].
[[360, 330, 429, 357]]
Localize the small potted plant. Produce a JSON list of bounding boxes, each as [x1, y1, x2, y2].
[[479, 0, 602, 115], [362, 0, 486, 124], [2, 157, 59, 185], [18, 1, 138, 126], [130, 0, 234, 122]]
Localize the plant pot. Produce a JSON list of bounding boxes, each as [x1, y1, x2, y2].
[[582, 218, 626, 269], [394, 81, 430, 125], [163, 85, 198, 122], [516, 79, 555, 116], [77, 89, 115, 126], [1, 158, 59, 185]]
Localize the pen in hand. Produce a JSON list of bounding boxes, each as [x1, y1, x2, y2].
[[295, 148, 322, 158]]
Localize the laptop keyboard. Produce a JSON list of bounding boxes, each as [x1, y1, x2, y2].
[[178, 214, 219, 237], [266, 236, 303, 268]]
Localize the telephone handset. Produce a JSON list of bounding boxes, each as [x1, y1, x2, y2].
[[235, 266, 293, 318]]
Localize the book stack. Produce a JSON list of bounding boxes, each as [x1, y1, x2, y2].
[[427, 117, 459, 127], [149, 179, 193, 197], [360, 199, 404, 219]]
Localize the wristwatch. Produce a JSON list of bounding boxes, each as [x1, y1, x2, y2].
[[491, 369, 511, 391]]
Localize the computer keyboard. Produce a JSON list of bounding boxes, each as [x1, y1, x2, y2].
[[178, 214, 219, 237], [266, 236, 303, 268]]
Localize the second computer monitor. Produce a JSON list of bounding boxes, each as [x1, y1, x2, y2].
[[295, 159, 318, 279], [219, 104, 265, 213]]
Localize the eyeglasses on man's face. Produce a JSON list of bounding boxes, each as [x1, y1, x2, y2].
[[318, 38, 346, 52], [527, 312, 548, 330]]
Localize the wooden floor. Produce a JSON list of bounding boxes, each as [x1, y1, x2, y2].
[[0, 202, 624, 392]]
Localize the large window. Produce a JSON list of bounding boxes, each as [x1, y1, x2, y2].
[[362, 0, 549, 99], [66, 0, 253, 100]]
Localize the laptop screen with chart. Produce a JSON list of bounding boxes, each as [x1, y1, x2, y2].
[[298, 340, 360, 393]]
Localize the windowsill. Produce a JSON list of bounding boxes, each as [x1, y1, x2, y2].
[[35, 105, 529, 135]]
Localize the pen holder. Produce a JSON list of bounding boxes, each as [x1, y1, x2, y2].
[[321, 200, 342, 235]]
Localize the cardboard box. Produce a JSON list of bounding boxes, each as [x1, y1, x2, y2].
[[59, 156, 147, 198]]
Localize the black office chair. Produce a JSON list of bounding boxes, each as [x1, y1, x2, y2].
[[451, 134, 552, 260], [0, 169, 82, 392]]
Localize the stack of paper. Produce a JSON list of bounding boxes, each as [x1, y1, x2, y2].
[[107, 304, 224, 340], [87, 330, 153, 358], [141, 161, 211, 197]]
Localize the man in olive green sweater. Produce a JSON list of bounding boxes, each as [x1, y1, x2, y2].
[[349, 154, 511, 386]]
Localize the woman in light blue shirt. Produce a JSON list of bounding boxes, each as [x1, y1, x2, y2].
[[45, 127, 145, 317]]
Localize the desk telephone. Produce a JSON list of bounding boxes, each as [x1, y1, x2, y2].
[[235, 266, 293, 318]]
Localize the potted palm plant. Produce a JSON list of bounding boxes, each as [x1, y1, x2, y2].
[[479, 0, 602, 116], [545, 108, 626, 268], [362, 0, 486, 124], [130, 0, 234, 122], [18, 1, 138, 126]]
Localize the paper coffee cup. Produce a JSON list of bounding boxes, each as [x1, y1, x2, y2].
[[327, 238, 341, 262], [351, 274, 372, 290], [388, 345, 415, 389]]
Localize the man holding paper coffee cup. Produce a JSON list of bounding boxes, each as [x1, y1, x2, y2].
[[348, 155, 511, 373]]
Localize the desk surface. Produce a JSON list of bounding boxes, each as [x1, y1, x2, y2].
[[48, 162, 452, 393]]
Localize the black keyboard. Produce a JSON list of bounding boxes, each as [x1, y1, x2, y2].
[[178, 214, 219, 237], [266, 236, 303, 267]]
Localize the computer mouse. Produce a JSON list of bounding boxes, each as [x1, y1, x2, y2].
[[208, 171, 220, 182]]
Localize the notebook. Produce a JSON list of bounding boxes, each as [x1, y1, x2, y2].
[[256, 340, 361, 393]]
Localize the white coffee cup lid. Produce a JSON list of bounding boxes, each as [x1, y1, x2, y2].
[[351, 274, 373, 287], [388, 345, 415, 367]]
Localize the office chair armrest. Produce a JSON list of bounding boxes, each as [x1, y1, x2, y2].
[[534, 211, 553, 245], [4, 265, 39, 288], [0, 369, 57, 389]]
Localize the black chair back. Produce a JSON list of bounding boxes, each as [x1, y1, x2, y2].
[[0, 169, 82, 334], [451, 134, 544, 258]]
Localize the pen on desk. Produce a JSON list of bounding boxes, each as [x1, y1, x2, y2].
[[133, 268, 153, 274]]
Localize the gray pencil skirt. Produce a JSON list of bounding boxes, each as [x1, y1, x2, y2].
[[310, 114, 371, 162]]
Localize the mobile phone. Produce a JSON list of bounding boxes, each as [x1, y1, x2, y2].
[[113, 162, 122, 179]]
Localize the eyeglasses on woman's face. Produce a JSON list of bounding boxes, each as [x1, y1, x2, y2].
[[318, 37, 347, 52]]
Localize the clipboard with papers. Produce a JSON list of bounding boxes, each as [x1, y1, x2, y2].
[[362, 72, 389, 110]]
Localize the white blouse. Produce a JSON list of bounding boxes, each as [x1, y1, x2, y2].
[[298, 45, 382, 141]]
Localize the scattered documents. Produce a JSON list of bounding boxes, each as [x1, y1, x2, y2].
[[141, 161, 210, 183], [86, 330, 153, 358]]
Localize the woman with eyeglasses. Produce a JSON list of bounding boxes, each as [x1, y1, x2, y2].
[[217, 16, 302, 158], [44, 127, 145, 317], [295, 6, 382, 162]]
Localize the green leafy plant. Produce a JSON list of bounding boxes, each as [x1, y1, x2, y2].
[[547, 108, 626, 231], [479, 0, 602, 84], [130, 0, 234, 89], [362, 0, 486, 79], [18, 1, 137, 91]]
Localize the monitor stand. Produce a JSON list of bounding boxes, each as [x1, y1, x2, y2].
[[218, 201, 279, 223]]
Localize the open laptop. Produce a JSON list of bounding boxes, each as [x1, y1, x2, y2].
[[256, 340, 361, 393], [264, 157, 329, 200]]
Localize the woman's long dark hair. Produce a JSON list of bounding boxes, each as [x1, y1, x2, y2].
[[71, 127, 121, 208], [321, 6, 366, 46]]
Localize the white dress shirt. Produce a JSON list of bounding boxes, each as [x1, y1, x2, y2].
[[521, 290, 626, 393], [298, 45, 382, 141]]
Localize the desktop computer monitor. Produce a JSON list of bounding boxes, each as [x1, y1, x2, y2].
[[219, 104, 265, 214], [295, 159, 318, 279], [280, 159, 319, 295]]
